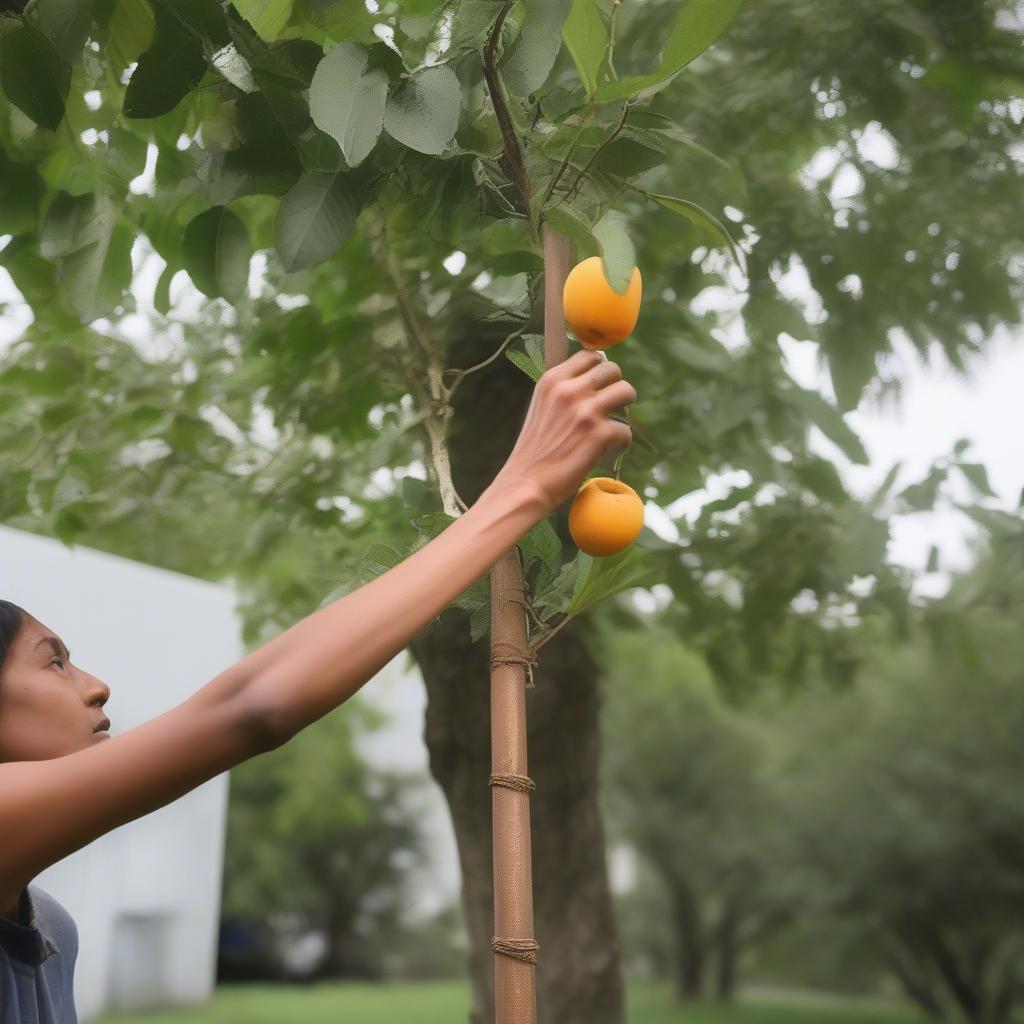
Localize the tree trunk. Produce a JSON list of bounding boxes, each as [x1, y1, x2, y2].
[[714, 903, 739, 1002], [669, 881, 705, 1001], [409, 319, 626, 1024]]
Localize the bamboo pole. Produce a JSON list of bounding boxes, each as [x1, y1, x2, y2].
[[489, 225, 572, 1024]]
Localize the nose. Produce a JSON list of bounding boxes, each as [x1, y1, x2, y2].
[[80, 670, 111, 709]]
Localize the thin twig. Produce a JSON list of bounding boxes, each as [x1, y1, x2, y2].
[[539, 102, 597, 209], [443, 324, 528, 400], [607, 0, 622, 80], [529, 611, 574, 656], [560, 100, 632, 207]]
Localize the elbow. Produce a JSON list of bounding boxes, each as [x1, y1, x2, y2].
[[241, 688, 293, 754]]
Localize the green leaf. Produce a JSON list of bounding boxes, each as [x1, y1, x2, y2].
[[956, 462, 996, 497], [383, 64, 462, 155], [561, 0, 606, 98], [469, 600, 491, 642], [54, 195, 134, 322], [35, 0, 96, 61], [451, 574, 490, 611], [153, 263, 175, 314], [594, 0, 743, 102], [401, 475, 433, 511], [826, 339, 876, 413], [645, 192, 741, 267], [519, 516, 561, 571], [897, 466, 947, 511], [481, 218, 539, 257], [300, 0, 380, 44], [541, 206, 598, 258], [592, 210, 635, 294], [253, 68, 312, 136], [533, 558, 580, 617], [40, 191, 93, 259], [233, 0, 293, 41], [106, 0, 156, 73], [310, 41, 388, 168], [506, 347, 544, 382], [524, 333, 546, 370], [149, 0, 229, 46], [834, 511, 889, 580], [182, 206, 252, 301], [926, 544, 940, 573], [787, 388, 869, 465], [274, 170, 359, 273], [226, 9, 306, 80], [868, 461, 903, 506], [501, 0, 572, 97], [0, 23, 70, 130], [594, 128, 667, 176], [123, 7, 207, 119], [0, 150, 46, 235], [447, 0, 504, 50], [567, 547, 658, 616]]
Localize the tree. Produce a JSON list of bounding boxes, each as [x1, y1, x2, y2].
[[1, 1, 1021, 1021], [221, 695, 427, 980], [599, 617, 787, 1002], [778, 512, 1024, 1024]]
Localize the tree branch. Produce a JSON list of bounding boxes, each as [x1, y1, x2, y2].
[[481, 3, 533, 226]]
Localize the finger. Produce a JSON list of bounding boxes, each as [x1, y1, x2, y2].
[[585, 359, 623, 390], [603, 421, 633, 456], [560, 348, 606, 379], [592, 379, 637, 413]]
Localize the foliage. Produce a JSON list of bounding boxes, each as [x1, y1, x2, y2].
[[775, 518, 1024, 1024], [599, 617, 789, 1000], [222, 696, 429, 979], [0, 0, 1019, 703]]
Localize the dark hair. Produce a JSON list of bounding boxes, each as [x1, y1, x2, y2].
[[0, 600, 28, 682]]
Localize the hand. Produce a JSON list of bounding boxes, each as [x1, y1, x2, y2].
[[496, 348, 637, 514]]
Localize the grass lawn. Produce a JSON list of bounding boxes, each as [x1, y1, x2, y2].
[[93, 980, 928, 1024]]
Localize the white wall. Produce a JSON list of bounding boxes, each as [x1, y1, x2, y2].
[[0, 524, 244, 1021]]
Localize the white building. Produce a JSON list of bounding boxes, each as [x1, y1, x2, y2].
[[0, 523, 242, 1021]]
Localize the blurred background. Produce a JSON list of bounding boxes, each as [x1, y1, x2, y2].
[[1, 0, 1022, 1022]]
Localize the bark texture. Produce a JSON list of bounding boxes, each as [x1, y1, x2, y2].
[[409, 322, 626, 1024]]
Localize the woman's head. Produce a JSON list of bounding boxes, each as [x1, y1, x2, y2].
[[0, 600, 112, 763]]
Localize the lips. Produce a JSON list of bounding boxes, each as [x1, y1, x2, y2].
[[94, 717, 111, 734]]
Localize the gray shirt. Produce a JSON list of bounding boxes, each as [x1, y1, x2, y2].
[[0, 885, 78, 1024]]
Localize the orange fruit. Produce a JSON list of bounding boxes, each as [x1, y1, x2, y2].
[[563, 256, 642, 350], [568, 477, 644, 557]]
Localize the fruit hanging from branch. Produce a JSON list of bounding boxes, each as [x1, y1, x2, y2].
[[563, 256, 643, 350], [568, 477, 645, 557]]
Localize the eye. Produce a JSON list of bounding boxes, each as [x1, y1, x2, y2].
[[50, 656, 66, 671]]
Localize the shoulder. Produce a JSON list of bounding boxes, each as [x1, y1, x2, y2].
[[27, 884, 79, 963]]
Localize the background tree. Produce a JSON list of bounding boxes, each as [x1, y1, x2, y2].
[[776, 512, 1024, 1024], [0, 1, 1021, 1022], [221, 695, 428, 981], [600, 617, 788, 1003]]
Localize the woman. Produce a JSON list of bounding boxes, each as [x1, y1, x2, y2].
[[0, 347, 636, 1022]]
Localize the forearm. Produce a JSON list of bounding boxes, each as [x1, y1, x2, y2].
[[241, 473, 548, 744]]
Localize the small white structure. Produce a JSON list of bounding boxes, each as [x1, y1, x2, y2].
[[0, 524, 243, 1021]]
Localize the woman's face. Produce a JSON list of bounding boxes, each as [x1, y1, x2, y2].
[[0, 615, 112, 763]]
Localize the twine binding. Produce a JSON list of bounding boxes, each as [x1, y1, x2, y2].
[[491, 936, 540, 965], [489, 639, 539, 688], [490, 772, 536, 792]]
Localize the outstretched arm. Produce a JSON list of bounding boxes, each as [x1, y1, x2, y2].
[[240, 347, 636, 747], [0, 350, 633, 910]]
